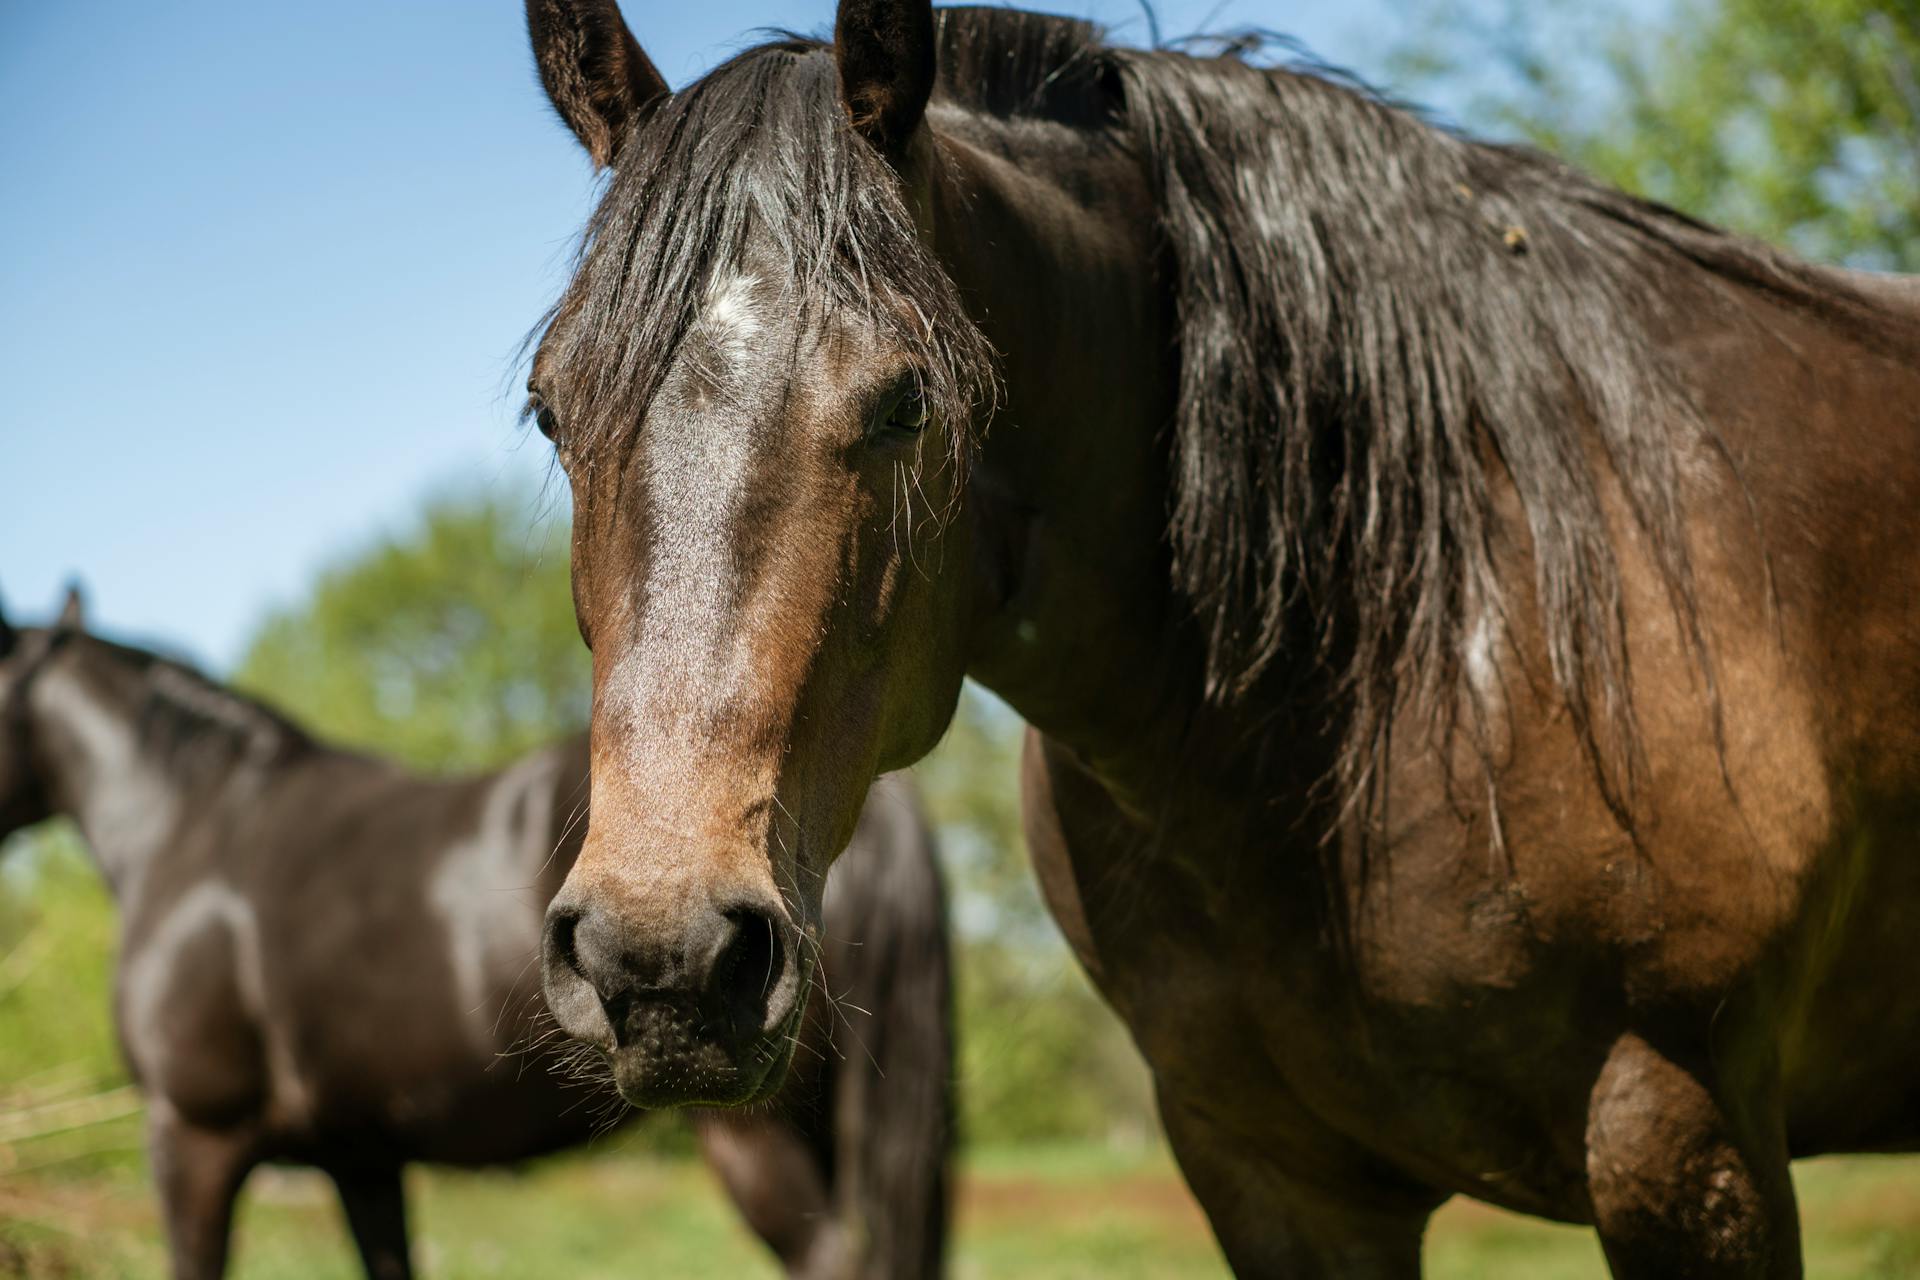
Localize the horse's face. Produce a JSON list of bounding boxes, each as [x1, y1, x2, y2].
[[526, 0, 980, 1106], [0, 591, 83, 840], [534, 276, 972, 1106], [0, 625, 45, 840]]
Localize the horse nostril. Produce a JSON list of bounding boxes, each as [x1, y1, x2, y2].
[[540, 902, 622, 1049], [711, 906, 785, 1037], [542, 892, 795, 1057], [546, 906, 583, 978]]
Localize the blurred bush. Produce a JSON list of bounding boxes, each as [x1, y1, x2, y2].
[[0, 828, 145, 1181], [235, 485, 588, 772], [1395, 0, 1920, 269], [916, 689, 1156, 1146]]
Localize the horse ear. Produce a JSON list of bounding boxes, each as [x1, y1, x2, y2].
[[57, 581, 85, 631], [834, 0, 937, 161], [525, 0, 668, 169]]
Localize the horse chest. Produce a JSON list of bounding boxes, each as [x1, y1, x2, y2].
[[1027, 731, 1616, 1212]]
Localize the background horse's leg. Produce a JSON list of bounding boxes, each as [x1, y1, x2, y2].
[[694, 1111, 849, 1278], [1587, 1032, 1800, 1278], [1160, 1090, 1435, 1278], [148, 1107, 256, 1280], [327, 1163, 412, 1280], [820, 777, 954, 1280]]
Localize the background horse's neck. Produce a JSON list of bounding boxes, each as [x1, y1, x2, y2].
[[30, 649, 177, 899], [27, 640, 286, 902]]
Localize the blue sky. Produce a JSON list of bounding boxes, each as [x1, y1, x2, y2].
[[0, 0, 1629, 670]]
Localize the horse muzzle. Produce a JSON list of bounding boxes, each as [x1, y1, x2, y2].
[[540, 886, 806, 1108]]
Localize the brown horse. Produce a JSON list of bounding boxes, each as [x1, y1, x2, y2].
[[518, 1, 1920, 1275], [0, 589, 951, 1280]]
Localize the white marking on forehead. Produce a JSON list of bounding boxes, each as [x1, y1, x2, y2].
[[592, 271, 819, 813], [430, 749, 561, 1052], [693, 271, 765, 374], [602, 296, 770, 747]]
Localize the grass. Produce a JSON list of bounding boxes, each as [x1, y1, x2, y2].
[[5, 1138, 1920, 1277]]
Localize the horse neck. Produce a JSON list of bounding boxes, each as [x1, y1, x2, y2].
[[937, 121, 1212, 788], [28, 641, 224, 902]]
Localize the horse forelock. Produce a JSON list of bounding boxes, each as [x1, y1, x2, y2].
[[530, 36, 997, 492]]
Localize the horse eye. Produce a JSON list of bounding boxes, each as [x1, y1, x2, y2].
[[527, 392, 560, 441], [885, 387, 928, 434]]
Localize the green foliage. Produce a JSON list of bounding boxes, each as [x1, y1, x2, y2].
[[235, 485, 587, 772], [0, 832, 122, 1088], [916, 687, 1157, 1145], [949, 941, 1156, 1145], [0, 828, 145, 1184], [1398, 0, 1920, 268]]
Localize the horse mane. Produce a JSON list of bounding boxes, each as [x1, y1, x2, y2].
[[936, 6, 1897, 818], [1102, 34, 1910, 816], [547, 5, 1901, 819], [930, 7, 1109, 121], [82, 636, 311, 775]]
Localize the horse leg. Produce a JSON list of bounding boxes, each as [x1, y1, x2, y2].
[[1160, 1091, 1434, 1278], [1586, 1032, 1799, 1278], [148, 1108, 256, 1280], [694, 1111, 850, 1279], [328, 1163, 413, 1280]]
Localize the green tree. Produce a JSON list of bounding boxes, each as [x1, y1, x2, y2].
[[1399, 0, 1920, 268], [236, 485, 587, 772], [917, 689, 1156, 1145]]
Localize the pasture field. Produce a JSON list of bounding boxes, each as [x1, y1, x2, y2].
[[5, 1136, 1920, 1278]]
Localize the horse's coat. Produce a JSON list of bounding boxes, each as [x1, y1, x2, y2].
[[0, 597, 953, 1280], [428, 750, 562, 1051], [520, 2, 1920, 1274]]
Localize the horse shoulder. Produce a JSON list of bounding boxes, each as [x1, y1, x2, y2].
[[117, 875, 271, 1128]]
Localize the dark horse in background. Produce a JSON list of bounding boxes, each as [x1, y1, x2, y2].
[[0, 589, 952, 1280], [517, 0, 1920, 1275]]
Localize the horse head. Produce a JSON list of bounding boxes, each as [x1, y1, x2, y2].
[[525, 0, 988, 1107]]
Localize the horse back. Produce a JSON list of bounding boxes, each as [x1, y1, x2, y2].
[[116, 737, 600, 1154]]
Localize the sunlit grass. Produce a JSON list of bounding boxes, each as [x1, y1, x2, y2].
[[6, 1140, 1920, 1278]]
